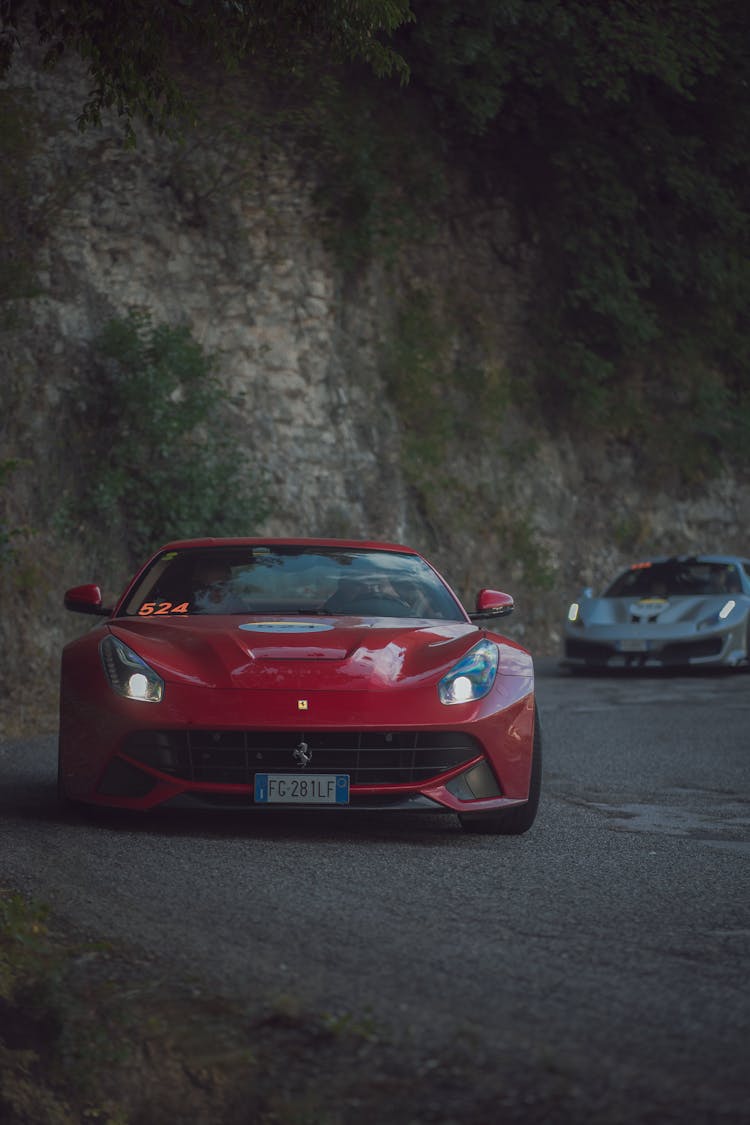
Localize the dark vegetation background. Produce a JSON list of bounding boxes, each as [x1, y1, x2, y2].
[[2, 0, 748, 469], [0, 0, 748, 725]]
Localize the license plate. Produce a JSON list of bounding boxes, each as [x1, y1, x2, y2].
[[254, 773, 350, 805], [618, 639, 649, 652]]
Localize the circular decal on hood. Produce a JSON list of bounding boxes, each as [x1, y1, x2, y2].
[[239, 621, 335, 633], [630, 597, 669, 617]]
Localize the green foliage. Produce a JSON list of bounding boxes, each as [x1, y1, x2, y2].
[[392, 0, 750, 456], [3, 0, 748, 482], [611, 510, 652, 553], [303, 75, 446, 272], [0, 892, 56, 1001], [382, 290, 555, 592], [0, 458, 25, 566], [500, 516, 556, 593], [320, 1007, 379, 1042], [0, 889, 139, 1123], [73, 310, 267, 564], [382, 292, 457, 489], [0, 90, 42, 314], [0, 888, 418, 1125], [268, 0, 749, 469], [0, 0, 413, 141], [0, 894, 71, 1125], [641, 363, 737, 483], [383, 291, 519, 479]]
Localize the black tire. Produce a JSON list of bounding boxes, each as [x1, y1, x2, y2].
[[459, 703, 542, 836], [57, 740, 79, 811]]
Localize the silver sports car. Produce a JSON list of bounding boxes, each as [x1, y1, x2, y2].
[[563, 554, 750, 670]]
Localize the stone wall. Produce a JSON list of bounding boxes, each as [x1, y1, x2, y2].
[[1, 41, 749, 734], [3, 47, 411, 534]]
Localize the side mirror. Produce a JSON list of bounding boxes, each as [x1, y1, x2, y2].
[[581, 586, 594, 599], [469, 588, 514, 621], [64, 584, 112, 616]]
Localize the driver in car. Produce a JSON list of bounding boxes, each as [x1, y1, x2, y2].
[[193, 560, 241, 613]]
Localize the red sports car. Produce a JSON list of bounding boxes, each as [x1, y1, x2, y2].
[[59, 539, 541, 834]]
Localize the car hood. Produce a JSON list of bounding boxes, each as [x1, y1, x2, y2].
[[108, 615, 488, 691], [580, 595, 738, 626]]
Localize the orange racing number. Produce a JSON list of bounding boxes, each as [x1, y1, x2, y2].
[[138, 601, 190, 616]]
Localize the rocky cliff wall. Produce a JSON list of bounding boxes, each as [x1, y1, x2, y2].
[[1, 43, 749, 734]]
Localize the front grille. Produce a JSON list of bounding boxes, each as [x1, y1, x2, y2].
[[565, 639, 614, 662], [660, 637, 723, 662], [123, 730, 482, 787], [566, 636, 723, 664]]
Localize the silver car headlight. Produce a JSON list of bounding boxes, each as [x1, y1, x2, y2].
[[698, 599, 739, 630], [567, 602, 582, 625], [438, 639, 499, 705], [718, 599, 737, 621], [100, 635, 165, 703]]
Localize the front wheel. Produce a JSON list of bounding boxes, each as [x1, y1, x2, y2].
[[458, 703, 542, 836], [57, 741, 80, 811]]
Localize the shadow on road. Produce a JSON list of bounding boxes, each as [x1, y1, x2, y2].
[[14, 780, 517, 849]]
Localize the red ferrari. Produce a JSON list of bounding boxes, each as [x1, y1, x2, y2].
[[59, 539, 541, 834]]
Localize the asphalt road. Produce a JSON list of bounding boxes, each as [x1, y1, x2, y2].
[[1, 660, 749, 1120]]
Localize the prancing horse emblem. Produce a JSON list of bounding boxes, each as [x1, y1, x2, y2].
[[293, 740, 312, 769]]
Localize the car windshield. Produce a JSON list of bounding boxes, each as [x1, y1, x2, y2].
[[605, 561, 742, 599], [119, 545, 465, 620]]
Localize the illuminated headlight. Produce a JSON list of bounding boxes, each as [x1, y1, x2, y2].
[[439, 640, 499, 705], [100, 635, 164, 703], [568, 602, 580, 623], [698, 599, 738, 630]]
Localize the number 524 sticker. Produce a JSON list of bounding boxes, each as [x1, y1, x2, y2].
[[138, 601, 189, 616]]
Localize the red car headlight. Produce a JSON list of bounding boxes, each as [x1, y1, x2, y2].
[[438, 639, 499, 705], [100, 635, 165, 703]]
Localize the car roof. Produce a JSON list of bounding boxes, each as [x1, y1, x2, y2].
[[624, 554, 750, 567], [156, 537, 422, 555]]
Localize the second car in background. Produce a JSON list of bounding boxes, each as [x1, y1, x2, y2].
[[564, 554, 750, 670]]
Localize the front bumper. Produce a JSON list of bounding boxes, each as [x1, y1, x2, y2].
[[563, 622, 747, 669], [59, 680, 536, 813]]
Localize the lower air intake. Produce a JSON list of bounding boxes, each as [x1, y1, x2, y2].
[[123, 729, 482, 787]]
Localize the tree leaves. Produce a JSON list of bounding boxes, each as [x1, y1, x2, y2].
[[0, 0, 413, 138]]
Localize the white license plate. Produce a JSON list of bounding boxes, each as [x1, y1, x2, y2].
[[254, 773, 350, 805], [618, 639, 649, 652]]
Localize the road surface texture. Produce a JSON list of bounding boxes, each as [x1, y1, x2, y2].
[[1, 660, 748, 1122]]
